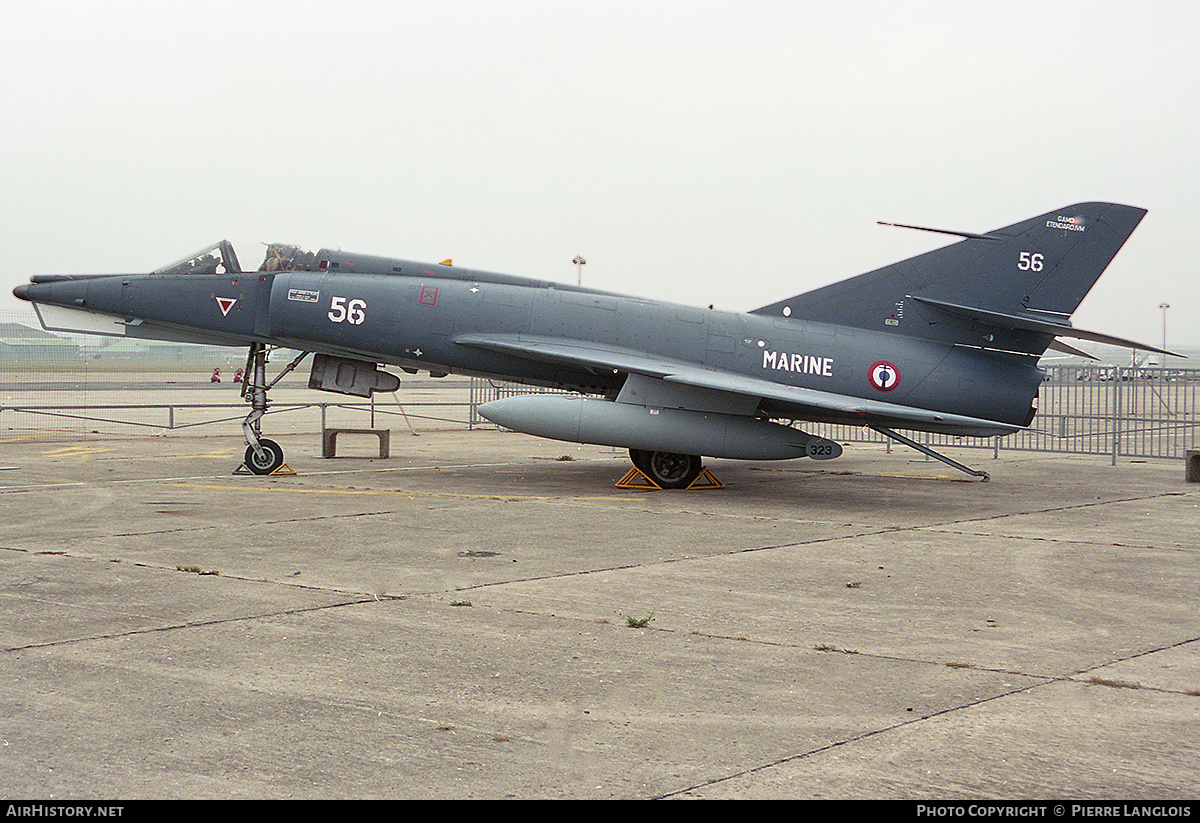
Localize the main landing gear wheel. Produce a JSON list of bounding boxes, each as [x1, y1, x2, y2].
[[629, 448, 652, 475], [629, 449, 703, 490], [244, 438, 284, 475]]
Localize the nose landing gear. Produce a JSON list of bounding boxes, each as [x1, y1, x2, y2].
[[237, 343, 310, 475]]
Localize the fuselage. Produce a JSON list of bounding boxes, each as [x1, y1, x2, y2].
[[17, 249, 1043, 435]]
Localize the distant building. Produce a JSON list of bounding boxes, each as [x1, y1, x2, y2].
[[0, 322, 80, 362]]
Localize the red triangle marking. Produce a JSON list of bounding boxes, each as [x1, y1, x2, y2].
[[216, 297, 237, 316]]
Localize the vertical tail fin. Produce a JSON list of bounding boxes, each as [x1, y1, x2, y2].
[[754, 202, 1149, 355]]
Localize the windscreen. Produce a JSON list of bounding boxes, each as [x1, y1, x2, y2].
[[154, 240, 242, 276]]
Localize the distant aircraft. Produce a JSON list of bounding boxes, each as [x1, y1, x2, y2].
[[13, 202, 1178, 486]]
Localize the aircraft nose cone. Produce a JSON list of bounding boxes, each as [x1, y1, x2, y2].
[[13, 284, 29, 301]]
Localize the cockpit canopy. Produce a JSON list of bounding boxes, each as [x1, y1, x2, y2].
[[154, 241, 319, 276]]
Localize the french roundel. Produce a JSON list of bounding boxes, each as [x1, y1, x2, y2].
[[869, 360, 900, 392]]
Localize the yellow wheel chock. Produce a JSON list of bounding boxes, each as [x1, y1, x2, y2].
[[615, 466, 724, 490]]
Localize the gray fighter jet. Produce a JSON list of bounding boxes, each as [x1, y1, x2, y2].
[[13, 202, 1176, 486]]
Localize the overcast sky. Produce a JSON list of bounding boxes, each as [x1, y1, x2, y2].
[[3, 0, 1197, 349]]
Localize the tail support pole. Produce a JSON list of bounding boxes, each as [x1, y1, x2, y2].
[[870, 425, 990, 482]]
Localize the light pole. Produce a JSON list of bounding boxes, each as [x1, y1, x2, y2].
[[1159, 302, 1170, 355], [573, 255, 586, 286]]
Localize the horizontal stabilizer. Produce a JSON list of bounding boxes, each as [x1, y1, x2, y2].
[[1046, 339, 1099, 361], [908, 295, 1182, 358]]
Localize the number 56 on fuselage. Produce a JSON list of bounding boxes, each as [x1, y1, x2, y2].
[[13, 202, 1178, 487]]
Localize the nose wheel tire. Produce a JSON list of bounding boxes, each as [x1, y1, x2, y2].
[[244, 439, 285, 475]]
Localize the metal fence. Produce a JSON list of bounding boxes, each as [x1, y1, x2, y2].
[[0, 372, 480, 443], [1007, 367, 1198, 460], [794, 366, 1198, 462], [2, 365, 1197, 462]]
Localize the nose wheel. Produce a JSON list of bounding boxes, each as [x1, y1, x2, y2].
[[237, 343, 309, 475], [243, 438, 284, 475]]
